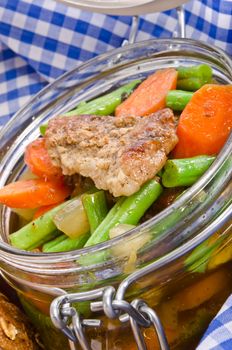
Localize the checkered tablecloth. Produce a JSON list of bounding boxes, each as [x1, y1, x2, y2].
[[197, 295, 232, 350], [0, 0, 232, 348]]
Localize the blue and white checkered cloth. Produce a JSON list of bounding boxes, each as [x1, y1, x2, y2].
[[197, 295, 232, 350], [0, 0, 232, 348]]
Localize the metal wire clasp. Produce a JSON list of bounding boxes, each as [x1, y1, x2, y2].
[[50, 285, 169, 350]]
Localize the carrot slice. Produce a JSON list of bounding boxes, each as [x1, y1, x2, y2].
[[173, 84, 232, 158], [0, 179, 71, 209], [174, 268, 228, 312], [115, 68, 178, 117], [159, 269, 228, 325], [24, 138, 63, 179], [33, 201, 63, 219]]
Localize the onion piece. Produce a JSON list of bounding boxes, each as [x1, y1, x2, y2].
[[208, 244, 232, 270], [11, 208, 36, 222], [53, 197, 89, 238], [109, 224, 136, 240], [109, 224, 150, 273]]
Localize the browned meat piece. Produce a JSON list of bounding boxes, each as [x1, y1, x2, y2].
[[45, 109, 178, 197], [0, 293, 42, 350]]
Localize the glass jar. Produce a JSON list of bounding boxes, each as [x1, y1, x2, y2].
[[56, 0, 187, 15], [0, 39, 231, 350]]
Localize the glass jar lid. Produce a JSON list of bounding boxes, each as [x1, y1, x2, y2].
[[56, 0, 188, 15]]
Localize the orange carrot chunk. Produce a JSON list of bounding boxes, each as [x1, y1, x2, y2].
[[115, 68, 178, 117], [0, 179, 71, 209], [24, 138, 63, 179], [173, 84, 232, 158]]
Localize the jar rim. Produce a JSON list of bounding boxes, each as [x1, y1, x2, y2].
[[0, 38, 231, 269]]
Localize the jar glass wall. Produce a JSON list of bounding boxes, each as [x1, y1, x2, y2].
[[0, 39, 231, 350]]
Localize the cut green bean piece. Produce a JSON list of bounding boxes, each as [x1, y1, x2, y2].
[[41, 234, 67, 252], [166, 90, 193, 111], [177, 64, 212, 91], [65, 80, 141, 116], [40, 80, 141, 135], [84, 179, 163, 248], [10, 199, 74, 250], [28, 230, 61, 250], [177, 77, 205, 91], [177, 64, 212, 80], [162, 156, 215, 188], [82, 191, 108, 234], [43, 233, 89, 253], [185, 235, 226, 273], [39, 124, 47, 136]]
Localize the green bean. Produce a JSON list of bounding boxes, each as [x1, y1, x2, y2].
[[185, 235, 226, 273], [39, 124, 47, 136], [84, 179, 163, 248], [10, 199, 74, 250], [166, 90, 193, 111], [177, 78, 205, 91], [22, 230, 60, 251], [177, 64, 212, 80], [82, 191, 108, 234], [42, 233, 90, 253], [40, 80, 141, 135], [162, 155, 215, 188], [177, 64, 212, 91], [66, 80, 140, 116], [41, 234, 67, 252]]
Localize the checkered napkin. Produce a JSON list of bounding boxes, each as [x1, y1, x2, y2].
[[196, 295, 232, 350], [0, 0, 232, 348]]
